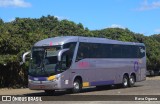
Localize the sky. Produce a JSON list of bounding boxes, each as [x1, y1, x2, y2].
[[0, 0, 160, 36]]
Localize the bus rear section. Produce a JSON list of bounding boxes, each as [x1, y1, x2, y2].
[[71, 41, 146, 89]]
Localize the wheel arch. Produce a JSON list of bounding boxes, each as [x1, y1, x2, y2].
[[123, 73, 129, 79], [72, 75, 83, 85]]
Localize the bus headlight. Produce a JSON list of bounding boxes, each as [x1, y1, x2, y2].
[[28, 79, 32, 83], [47, 75, 58, 81]]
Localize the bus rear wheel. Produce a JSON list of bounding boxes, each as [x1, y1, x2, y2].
[[122, 75, 129, 88], [129, 75, 135, 87]]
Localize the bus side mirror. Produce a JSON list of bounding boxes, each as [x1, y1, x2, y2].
[[58, 48, 69, 62], [20, 51, 31, 65]]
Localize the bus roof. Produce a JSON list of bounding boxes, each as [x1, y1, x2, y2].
[[34, 36, 145, 47]]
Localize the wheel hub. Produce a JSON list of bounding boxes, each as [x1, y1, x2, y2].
[[124, 78, 128, 86], [74, 82, 79, 90]]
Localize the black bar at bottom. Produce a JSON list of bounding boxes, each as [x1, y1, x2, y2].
[[0, 95, 160, 101], [42, 95, 160, 101]]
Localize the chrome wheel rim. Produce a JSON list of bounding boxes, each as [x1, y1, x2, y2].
[[74, 82, 80, 90], [123, 78, 128, 86], [130, 77, 135, 84]]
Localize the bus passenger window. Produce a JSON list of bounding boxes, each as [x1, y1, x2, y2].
[[76, 43, 88, 61]]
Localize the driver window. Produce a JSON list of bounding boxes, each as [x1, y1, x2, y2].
[[61, 51, 71, 70]]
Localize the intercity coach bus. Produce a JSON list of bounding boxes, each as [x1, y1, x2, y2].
[[22, 36, 146, 94]]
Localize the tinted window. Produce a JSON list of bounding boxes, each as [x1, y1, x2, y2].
[[76, 42, 145, 60], [138, 46, 145, 58], [63, 42, 76, 59], [111, 44, 122, 58], [63, 42, 76, 51], [76, 43, 89, 60], [121, 45, 130, 58]]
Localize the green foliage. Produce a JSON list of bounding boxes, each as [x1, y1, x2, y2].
[[0, 15, 93, 65], [0, 15, 160, 88], [151, 34, 160, 42]]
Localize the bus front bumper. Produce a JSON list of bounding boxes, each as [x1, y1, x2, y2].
[[28, 80, 61, 90]]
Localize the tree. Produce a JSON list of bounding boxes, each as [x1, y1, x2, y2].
[[0, 15, 160, 88]]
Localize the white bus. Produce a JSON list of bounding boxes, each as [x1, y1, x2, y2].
[[22, 36, 146, 94]]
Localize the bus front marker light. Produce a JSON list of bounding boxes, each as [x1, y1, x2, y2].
[[47, 75, 58, 81]]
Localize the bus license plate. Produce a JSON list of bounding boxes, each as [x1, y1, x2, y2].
[[39, 85, 45, 89]]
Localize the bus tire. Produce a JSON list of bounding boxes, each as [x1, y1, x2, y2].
[[72, 79, 82, 93], [44, 90, 55, 95], [129, 75, 135, 87], [122, 75, 129, 88]]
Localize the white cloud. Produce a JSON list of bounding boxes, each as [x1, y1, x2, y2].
[[155, 28, 160, 33], [55, 16, 68, 20], [109, 24, 125, 29], [136, 0, 160, 11], [7, 18, 15, 22], [0, 0, 31, 8]]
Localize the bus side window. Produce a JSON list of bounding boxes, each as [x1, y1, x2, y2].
[[76, 46, 84, 61], [76, 43, 89, 61], [138, 46, 145, 58]]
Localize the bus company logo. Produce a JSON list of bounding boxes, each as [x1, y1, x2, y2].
[[2, 96, 11, 101], [134, 61, 139, 72], [78, 62, 90, 68]]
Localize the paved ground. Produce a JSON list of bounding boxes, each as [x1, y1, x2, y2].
[[1, 76, 160, 96], [1, 76, 160, 103]]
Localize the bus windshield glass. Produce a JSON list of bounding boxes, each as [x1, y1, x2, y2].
[[29, 46, 61, 77]]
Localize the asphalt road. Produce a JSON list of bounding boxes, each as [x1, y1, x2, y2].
[[1, 77, 160, 96]]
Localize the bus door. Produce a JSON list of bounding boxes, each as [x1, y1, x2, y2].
[[59, 50, 72, 88]]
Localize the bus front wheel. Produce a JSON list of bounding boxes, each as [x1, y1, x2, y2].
[[72, 79, 82, 93]]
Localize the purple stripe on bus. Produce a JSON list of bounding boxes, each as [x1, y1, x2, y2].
[[90, 80, 114, 86], [38, 77, 47, 81], [28, 76, 34, 80]]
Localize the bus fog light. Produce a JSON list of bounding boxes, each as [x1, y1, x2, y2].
[[28, 79, 32, 82]]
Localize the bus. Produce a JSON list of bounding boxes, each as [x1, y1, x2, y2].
[[22, 36, 146, 94]]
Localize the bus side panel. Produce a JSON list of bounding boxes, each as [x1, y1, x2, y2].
[[84, 58, 145, 85], [89, 59, 115, 86], [92, 59, 134, 85], [57, 69, 73, 89], [70, 58, 146, 88], [138, 58, 146, 81], [71, 59, 99, 87]]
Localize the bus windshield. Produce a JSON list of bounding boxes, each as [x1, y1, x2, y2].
[[29, 46, 61, 77]]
